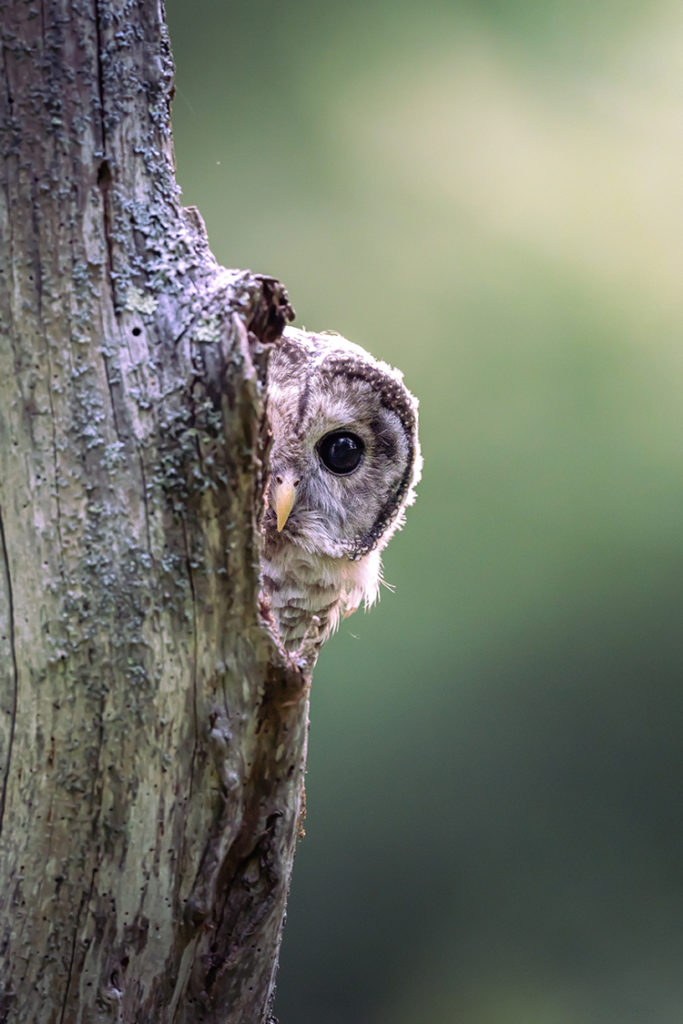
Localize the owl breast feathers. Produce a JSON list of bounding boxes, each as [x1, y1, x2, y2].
[[260, 327, 421, 661]]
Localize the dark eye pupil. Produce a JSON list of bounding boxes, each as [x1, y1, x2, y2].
[[318, 431, 365, 475]]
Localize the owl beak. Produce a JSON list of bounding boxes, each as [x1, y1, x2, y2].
[[274, 474, 298, 532]]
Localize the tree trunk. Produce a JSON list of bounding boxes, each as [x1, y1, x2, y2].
[[0, 2, 304, 1021]]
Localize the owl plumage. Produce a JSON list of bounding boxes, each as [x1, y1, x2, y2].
[[260, 327, 421, 662]]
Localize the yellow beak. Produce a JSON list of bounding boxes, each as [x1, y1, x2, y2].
[[274, 477, 297, 532]]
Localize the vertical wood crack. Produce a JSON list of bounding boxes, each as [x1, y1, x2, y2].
[[0, 506, 18, 840], [94, 0, 115, 288], [181, 517, 200, 804]]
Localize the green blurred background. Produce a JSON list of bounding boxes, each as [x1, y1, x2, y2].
[[165, 2, 683, 1021]]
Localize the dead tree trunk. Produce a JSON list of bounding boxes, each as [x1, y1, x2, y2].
[[0, 1, 305, 1021]]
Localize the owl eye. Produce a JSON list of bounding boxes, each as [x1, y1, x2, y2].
[[317, 430, 365, 475]]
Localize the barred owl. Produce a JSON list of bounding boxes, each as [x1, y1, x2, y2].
[[260, 326, 421, 663]]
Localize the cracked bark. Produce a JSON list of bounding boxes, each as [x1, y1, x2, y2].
[[0, 2, 303, 1022]]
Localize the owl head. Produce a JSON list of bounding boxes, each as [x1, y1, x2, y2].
[[264, 327, 421, 562]]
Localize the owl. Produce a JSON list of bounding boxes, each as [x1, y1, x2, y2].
[[260, 326, 421, 662]]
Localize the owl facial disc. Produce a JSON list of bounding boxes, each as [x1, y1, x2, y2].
[[261, 325, 421, 658]]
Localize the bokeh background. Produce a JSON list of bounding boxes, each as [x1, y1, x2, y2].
[[164, 2, 683, 1021]]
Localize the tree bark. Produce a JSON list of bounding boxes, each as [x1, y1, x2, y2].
[[0, 2, 304, 1021]]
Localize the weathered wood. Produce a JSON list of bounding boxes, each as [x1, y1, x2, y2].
[[0, 1, 302, 1021]]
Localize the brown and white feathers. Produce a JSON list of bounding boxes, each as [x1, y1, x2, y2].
[[261, 327, 421, 661]]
